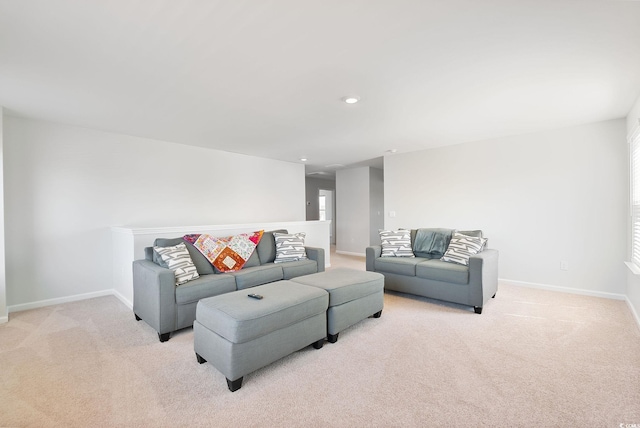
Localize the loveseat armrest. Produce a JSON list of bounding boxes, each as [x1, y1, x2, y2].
[[468, 249, 499, 308], [366, 246, 382, 272], [132, 259, 177, 336], [305, 246, 325, 272]]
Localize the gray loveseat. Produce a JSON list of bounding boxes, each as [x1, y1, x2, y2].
[[366, 229, 498, 314], [133, 230, 324, 342]]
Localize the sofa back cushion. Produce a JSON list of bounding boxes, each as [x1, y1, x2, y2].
[[411, 229, 484, 258], [257, 229, 288, 264], [153, 237, 215, 275], [244, 250, 261, 268], [412, 228, 453, 258]]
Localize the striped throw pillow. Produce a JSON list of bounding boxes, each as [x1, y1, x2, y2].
[[273, 232, 308, 263], [379, 230, 414, 257], [440, 232, 487, 266], [154, 243, 200, 285]]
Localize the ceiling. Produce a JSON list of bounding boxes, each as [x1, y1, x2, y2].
[[2, 1, 640, 179]]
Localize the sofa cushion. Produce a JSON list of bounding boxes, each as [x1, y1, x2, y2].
[[231, 264, 284, 290], [257, 229, 287, 264], [274, 232, 308, 263], [175, 274, 237, 305], [441, 233, 487, 266], [374, 256, 429, 276], [457, 230, 483, 238], [281, 259, 318, 279], [416, 259, 469, 285], [244, 250, 261, 268], [379, 230, 414, 257], [153, 243, 200, 286], [154, 237, 215, 275]]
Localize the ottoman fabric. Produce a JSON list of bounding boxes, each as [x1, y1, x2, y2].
[[291, 268, 384, 306], [291, 268, 384, 340], [196, 281, 328, 344]]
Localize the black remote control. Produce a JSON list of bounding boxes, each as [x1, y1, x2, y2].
[[248, 293, 263, 300]]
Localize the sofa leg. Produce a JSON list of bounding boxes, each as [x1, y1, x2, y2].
[[327, 333, 339, 343], [196, 353, 207, 364], [227, 377, 243, 392], [312, 339, 324, 349], [373, 310, 382, 318], [158, 332, 171, 342], [135, 313, 141, 321], [492, 293, 496, 298], [474, 306, 483, 314]]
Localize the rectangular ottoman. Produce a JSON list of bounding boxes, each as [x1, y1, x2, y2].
[[290, 268, 384, 343], [193, 280, 328, 392]]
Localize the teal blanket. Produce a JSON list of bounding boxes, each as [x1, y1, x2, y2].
[[413, 228, 453, 258]]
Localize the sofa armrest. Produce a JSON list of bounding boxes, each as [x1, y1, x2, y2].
[[132, 259, 177, 335], [366, 246, 382, 272], [468, 249, 499, 307], [305, 246, 325, 272]]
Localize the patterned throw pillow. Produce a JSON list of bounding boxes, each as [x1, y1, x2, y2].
[[379, 230, 414, 257], [441, 232, 488, 266], [273, 232, 308, 263], [153, 243, 200, 286]]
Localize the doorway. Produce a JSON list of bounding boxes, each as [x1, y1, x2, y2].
[[319, 189, 336, 245]]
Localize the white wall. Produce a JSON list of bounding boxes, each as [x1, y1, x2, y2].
[[0, 108, 7, 322], [626, 94, 640, 324], [369, 168, 384, 245], [305, 177, 335, 221], [336, 167, 370, 254], [385, 119, 627, 296], [4, 117, 306, 308]]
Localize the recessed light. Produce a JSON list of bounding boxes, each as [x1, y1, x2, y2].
[[386, 149, 397, 154], [342, 96, 360, 104], [300, 158, 308, 162]]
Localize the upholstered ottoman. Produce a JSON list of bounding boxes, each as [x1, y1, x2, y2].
[[193, 280, 328, 392], [291, 268, 384, 343]]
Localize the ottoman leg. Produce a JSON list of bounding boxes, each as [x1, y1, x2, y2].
[[327, 333, 339, 343], [373, 310, 382, 318], [158, 332, 170, 342], [196, 353, 207, 364], [312, 339, 324, 349], [227, 377, 243, 392]]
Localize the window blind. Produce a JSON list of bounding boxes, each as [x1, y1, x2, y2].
[[631, 128, 640, 266]]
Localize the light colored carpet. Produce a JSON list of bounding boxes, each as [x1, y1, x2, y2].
[[1, 269, 639, 426]]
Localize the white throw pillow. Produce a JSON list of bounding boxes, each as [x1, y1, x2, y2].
[[379, 230, 414, 257], [441, 232, 487, 266], [273, 232, 308, 263], [153, 243, 200, 285]]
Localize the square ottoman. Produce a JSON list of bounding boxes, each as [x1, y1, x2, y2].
[[291, 268, 384, 343], [193, 280, 328, 392]]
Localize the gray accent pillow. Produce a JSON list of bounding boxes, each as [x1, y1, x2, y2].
[[257, 229, 287, 264], [457, 230, 483, 238]]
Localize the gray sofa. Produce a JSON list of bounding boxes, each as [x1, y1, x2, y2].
[[133, 230, 325, 342], [366, 229, 498, 314]]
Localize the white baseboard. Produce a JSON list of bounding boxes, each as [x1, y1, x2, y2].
[[500, 278, 626, 300], [626, 296, 640, 330], [112, 289, 133, 309], [335, 250, 366, 257], [8, 289, 128, 313], [0, 315, 8, 324]]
